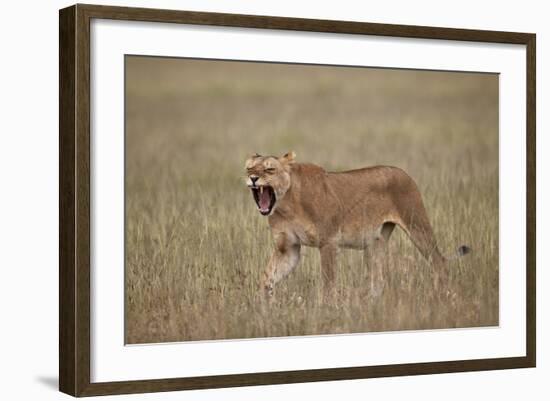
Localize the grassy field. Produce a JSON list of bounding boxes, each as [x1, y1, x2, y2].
[[125, 56, 499, 344]]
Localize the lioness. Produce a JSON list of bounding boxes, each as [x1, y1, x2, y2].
[[245, 152, 470, 297]]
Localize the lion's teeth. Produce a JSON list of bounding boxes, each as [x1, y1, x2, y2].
[[260, 186, 263, 194]]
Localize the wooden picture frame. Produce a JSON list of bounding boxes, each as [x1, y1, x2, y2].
[[59, 3, 536, 397]]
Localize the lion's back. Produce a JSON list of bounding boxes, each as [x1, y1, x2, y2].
[[328, 165, 418, 194]]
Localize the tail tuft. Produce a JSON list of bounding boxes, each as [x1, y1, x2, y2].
[[457, 245, 471, 256]]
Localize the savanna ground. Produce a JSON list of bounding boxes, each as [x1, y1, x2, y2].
[[125, 56, 498, 344]]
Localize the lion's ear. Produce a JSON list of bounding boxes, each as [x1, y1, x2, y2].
[[280, 151, 296, 164], [245, 153, 261, 169]]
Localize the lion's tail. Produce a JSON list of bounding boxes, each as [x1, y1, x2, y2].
[[446, 245, 471, 261]]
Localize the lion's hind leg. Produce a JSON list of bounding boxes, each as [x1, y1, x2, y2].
[[395, 198, 448, 291], [364, 222, 395, 298]]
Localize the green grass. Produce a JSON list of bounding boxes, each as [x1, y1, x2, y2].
[[125, 56, 499, 344]]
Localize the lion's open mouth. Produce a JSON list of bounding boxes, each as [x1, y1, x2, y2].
[[250, 185, 276, 215]]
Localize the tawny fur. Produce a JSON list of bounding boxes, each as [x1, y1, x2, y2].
[[245, 152, 470, 298]]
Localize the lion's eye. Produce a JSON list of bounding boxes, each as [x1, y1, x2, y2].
[[265, 168, 276, 173]]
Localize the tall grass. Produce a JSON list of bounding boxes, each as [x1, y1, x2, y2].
[[125, 57, 499, 344]]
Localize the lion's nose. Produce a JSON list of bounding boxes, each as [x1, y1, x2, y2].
[[250, 176, 259, 185]]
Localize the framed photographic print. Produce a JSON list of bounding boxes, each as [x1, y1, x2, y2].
[[59, 4, 536, 397]]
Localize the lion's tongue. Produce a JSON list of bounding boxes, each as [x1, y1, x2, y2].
[[259, 189, 270, 211]]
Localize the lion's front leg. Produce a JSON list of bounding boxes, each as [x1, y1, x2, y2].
[[319, 243, 337, 296], [261, 233, 301, 299]]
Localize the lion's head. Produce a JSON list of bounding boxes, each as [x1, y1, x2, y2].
[[244, 152, 295, 216]]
